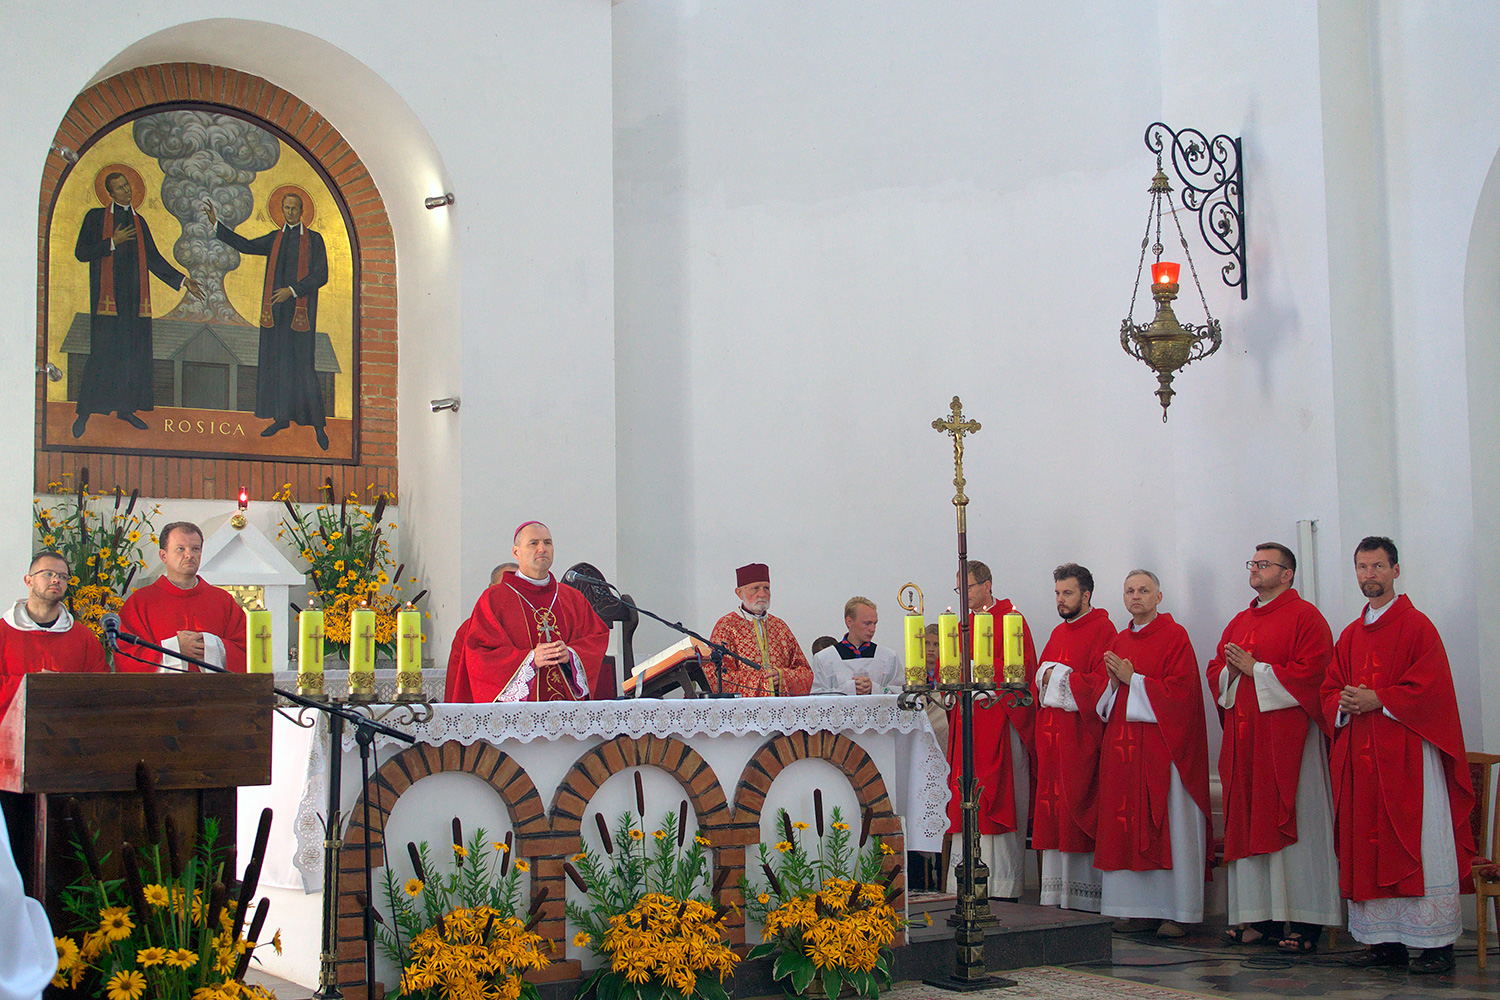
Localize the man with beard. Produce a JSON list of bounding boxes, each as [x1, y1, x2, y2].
[[1032, 563, 1115, 912], [709, 563, 812, 697], [1208, 542, 1339, 953], [0, 551, 107, 714], [1094, 570, 1211, 939], [1323, 537, 1476, 975], [451, 522, 609, 702], [73, 171, 202, 436], [946, 560, 1036, 900]]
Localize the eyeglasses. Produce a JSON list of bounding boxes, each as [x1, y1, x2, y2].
[[31, 570, 68, 582], [953, 581, 982, 594], [1245, 560, 1289, 571]]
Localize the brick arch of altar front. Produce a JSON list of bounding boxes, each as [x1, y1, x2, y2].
[[339, 730, 908, 998]]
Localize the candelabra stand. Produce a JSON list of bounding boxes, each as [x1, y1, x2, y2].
[[898, 396, 1033, 992]]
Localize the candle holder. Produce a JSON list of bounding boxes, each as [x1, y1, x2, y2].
[[395, 670, 424, 703], [348, 670, 377, 703], [898, 396, 1033, 993], [297, 671, 327, 700]]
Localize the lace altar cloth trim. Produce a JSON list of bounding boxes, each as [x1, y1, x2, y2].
[[290, 694, 949, 890]]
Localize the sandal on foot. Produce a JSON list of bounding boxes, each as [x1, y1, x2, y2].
[[1224, 926, 1267, 946], [1278, 933, 1318, 955]]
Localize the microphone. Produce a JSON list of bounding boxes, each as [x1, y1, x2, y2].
[[101, 612, 122, 648], [562, 563, 625, 619]]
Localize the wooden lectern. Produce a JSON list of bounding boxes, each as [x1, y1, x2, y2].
[[0, 673, 273, 926]]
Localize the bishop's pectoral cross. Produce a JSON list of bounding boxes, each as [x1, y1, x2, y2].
[[535, 609, 559, 644]]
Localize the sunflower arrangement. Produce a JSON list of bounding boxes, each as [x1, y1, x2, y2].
[[377, 818, 550, 1000], [56, 764, 281, 1000], [742, 792, 904, 998], [273, 477, 427, 658], [33, 466, 159, 644], [565, 773, 738, 1000]]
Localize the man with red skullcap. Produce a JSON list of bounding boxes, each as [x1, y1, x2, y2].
[[708, 563, 812, 697], [448, 521, 609, 702]]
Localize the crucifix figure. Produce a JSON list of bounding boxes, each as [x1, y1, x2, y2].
[[932, 395, 981, 511]]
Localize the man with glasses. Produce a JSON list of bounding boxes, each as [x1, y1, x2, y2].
[[1208, 543, 1340, 954], [946, 560, 1037, 900], [1323, 536, 1476, 975], [0, 551, 107, 714]]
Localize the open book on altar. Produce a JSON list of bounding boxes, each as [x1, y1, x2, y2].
[[621, 636, 714, 697]]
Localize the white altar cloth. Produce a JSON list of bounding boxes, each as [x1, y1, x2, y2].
[[251, 694, 949, 892]]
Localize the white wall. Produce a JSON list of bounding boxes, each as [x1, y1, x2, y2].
[[0, 2, 617, 661], [613, 1, 1344, 763]]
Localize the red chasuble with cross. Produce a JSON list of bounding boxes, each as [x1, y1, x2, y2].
[[946, 599, 1037, 835], [1207, 589, 1333, 863], [451, 572, 609, 703], [1093, 613, 1211, 872], [1033, 607, 1116, 854], [1321, 595, 1476, 901], [0, 607, 108, 714], [117, 577, 248, 673]]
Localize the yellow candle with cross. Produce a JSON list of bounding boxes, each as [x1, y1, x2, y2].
[[938, 611, 960, 684], [904, 613, 926, 686], [299, 608, 325, 674], [245, 608, 272, 673], [972, 612, 994, 684], [350, 607, 377, 673], [396, 606, 423, 700], [1002, 612, 1025, 684]]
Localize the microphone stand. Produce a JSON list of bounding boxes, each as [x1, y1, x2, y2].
[[574, 580, 764, 697], [106, 626, 414, 1000]]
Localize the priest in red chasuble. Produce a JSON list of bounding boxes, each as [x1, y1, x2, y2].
[[1322, 536, 1475, 976], [1032, 563, 1114, 912], [708, 563, 812, 697], [1093, 569, 1210, 939], [0, 551, 107, 715], [1208, 542, 1339, 954], [945, 559, 1036, 901], [118, 522, 247, 673], [450, 523, 608, 703]]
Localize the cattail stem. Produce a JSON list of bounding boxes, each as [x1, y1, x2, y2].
[[230, 808, 273, 946]]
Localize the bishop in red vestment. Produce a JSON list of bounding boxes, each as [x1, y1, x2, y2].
[[1208, 543, 1339, 952], [449, 523, 608, 702], [1322, 537, 1474, 975], [0, 552, 108, 715], [1032, 563, 1114, 911], [945, 561, 1037, 900], [118, 524, 247, 673], [708, 563, 811, 697], [1094, 571, 1210, 934]]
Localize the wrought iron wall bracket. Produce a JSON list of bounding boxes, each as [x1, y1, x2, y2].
[[1145, 123, 1246, 299]]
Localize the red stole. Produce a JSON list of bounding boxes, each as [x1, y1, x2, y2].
[[262, 226, 312, 331], [1032, 607, 1115, 853], [1208, 589, 1333, 862], [98, 205, 151, 318], [1323, 595, 1476, 900], [1093, 613, 1210, 872], [946, 599, 1037, 835]]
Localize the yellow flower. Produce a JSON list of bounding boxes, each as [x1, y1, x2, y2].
[[654, 829, 667, 840], [272, 929, 283, 954], [515, 859, 529, 873], [98, 906, 134, 941], [879, 842, 895, 855], [138, 946, 168, 967], [42, 534, 56, 546], [629, 829, 644, 841], [793, 821, 809, 830], [494, 840, 510, 853], [106, 969, 147, 1000], [572, 851, 586, 861], [695, 835, 711, 847], [99, 548, 111, 559], [831, 822, 849, 831], [330, 532, 343, 541], [452, 844, 468, 859], [775, 841, 793, 853], [405, 877, 424, 896], [757, 893, 770, 904], [166, 947, 198, 968], [54, 936, 80, 971], [574, 931, 592, 948], [127, 531, 140, 543], [334, 560, 345, 571]]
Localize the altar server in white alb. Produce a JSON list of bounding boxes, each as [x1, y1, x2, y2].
[[0, 814, 54, 1000], [810, 596, 904, 695]]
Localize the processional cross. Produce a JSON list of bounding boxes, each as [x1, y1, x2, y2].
[[932, 396, 981, 526]]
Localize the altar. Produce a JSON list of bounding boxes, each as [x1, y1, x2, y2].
[[241, 687, 949, 997]]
